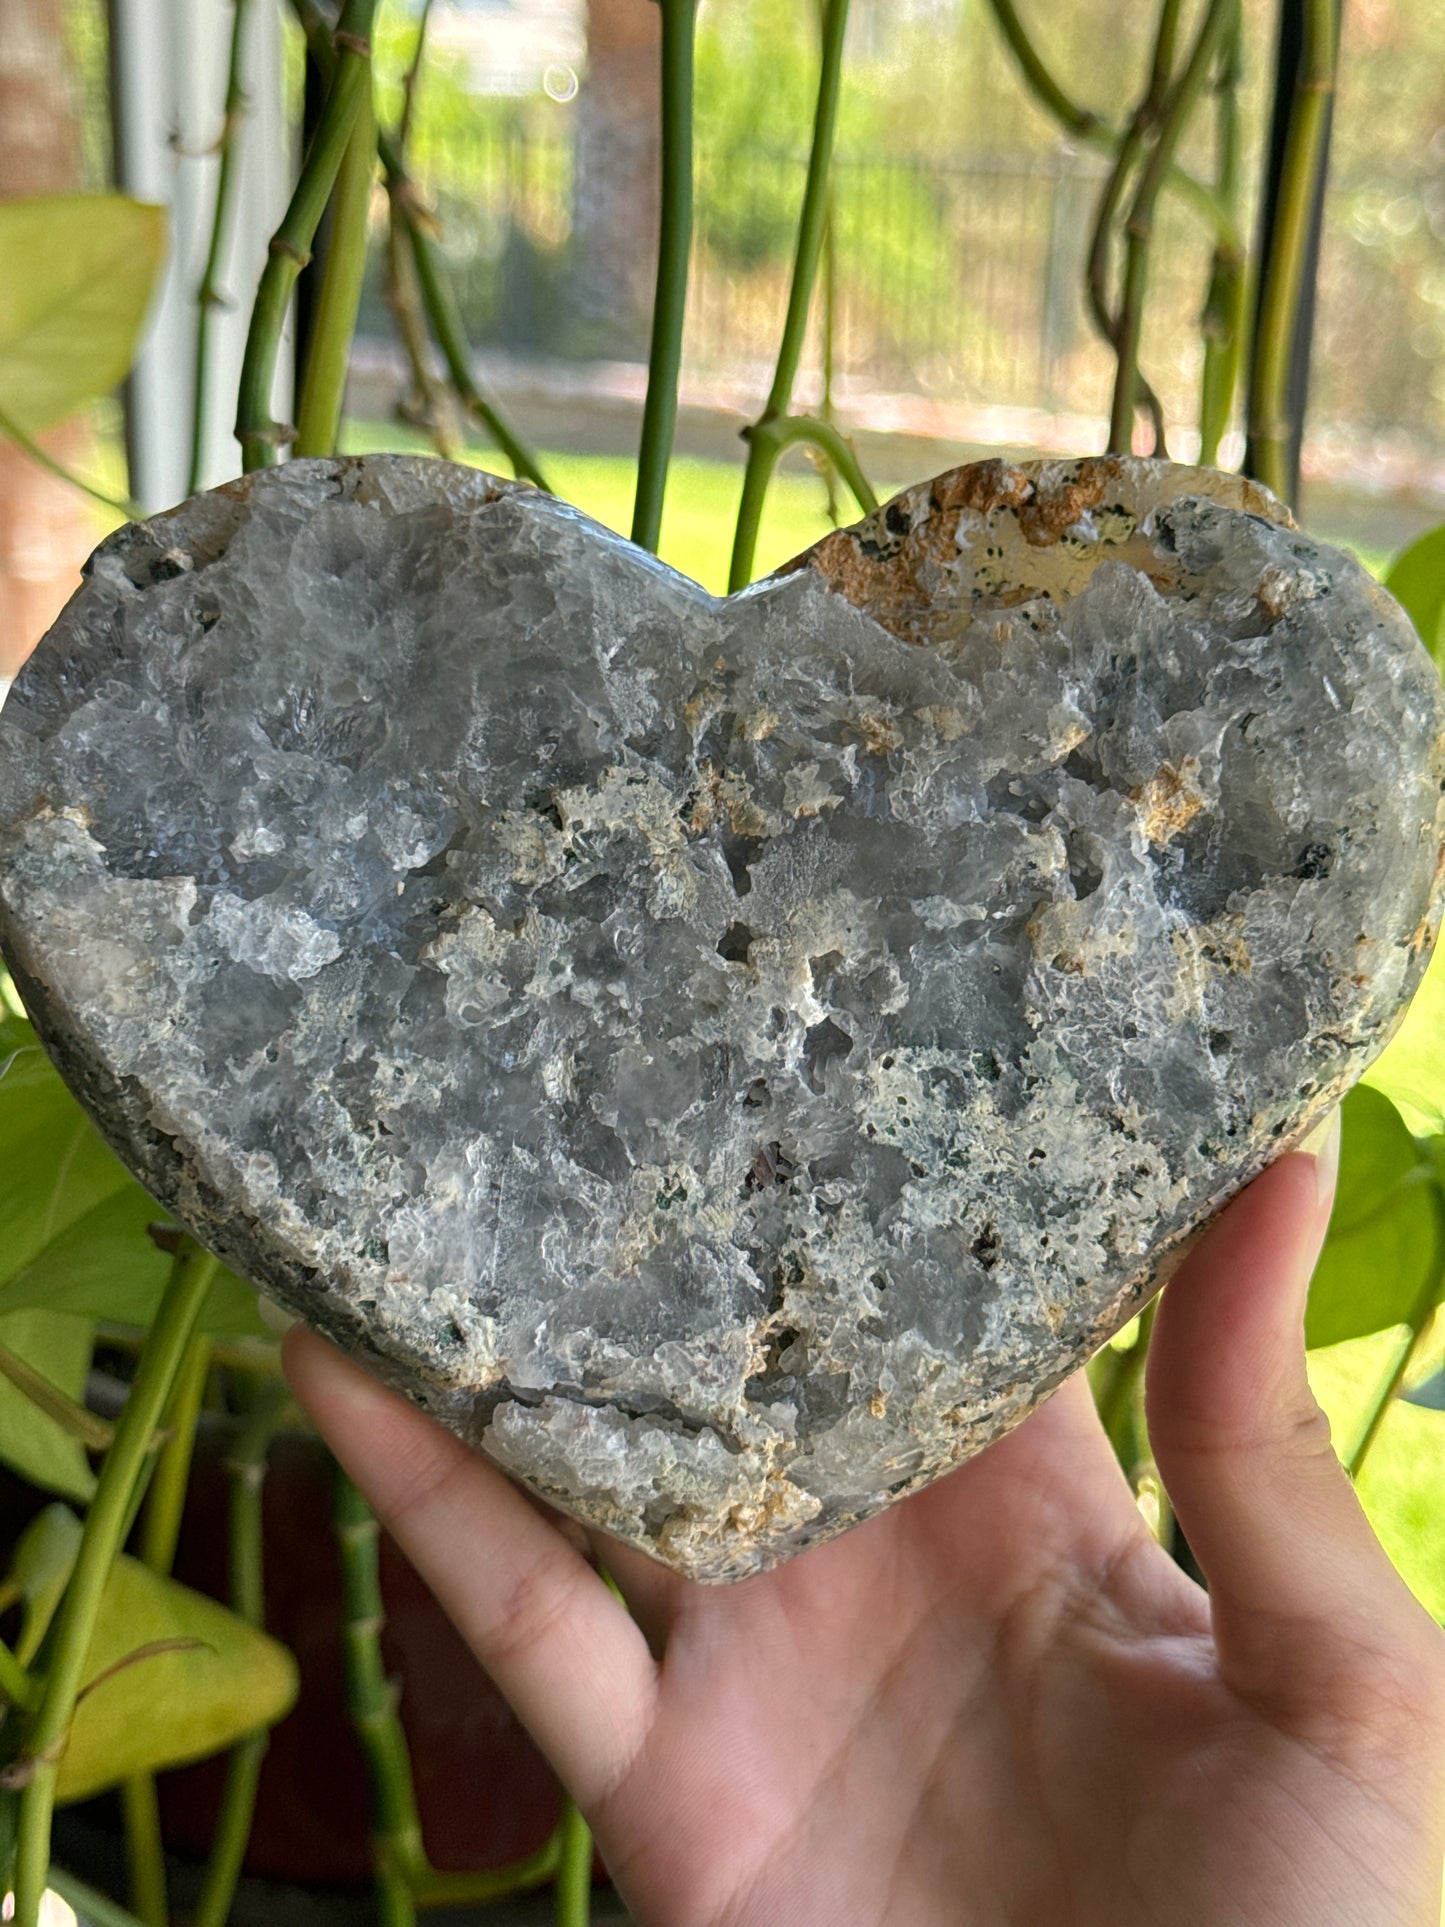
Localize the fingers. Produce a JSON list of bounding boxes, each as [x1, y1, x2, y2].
[[1146, 1117, 1438, 1711], [283, 1327, 659, 1805]]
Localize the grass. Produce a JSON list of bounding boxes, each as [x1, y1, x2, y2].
[[341, 419, 844, 592]]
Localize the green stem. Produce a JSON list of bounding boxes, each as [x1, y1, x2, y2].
[[402, 205, 550, 485], [118, 1774, 167, 1926], [1347, 1289, 1441, 1480], [0, 1635, 36, 1710], [383, 0, 458, 460], [0, 1342, 113, 1452], [982, 0, 1103, 137], [10, 1243, 218, 1927], [1246, 0, 1337, 503], [730, 414, 876, 593], [762, 0, 849, 419], [631, 0, 698, 554], [47, 1866, 150, 1927], [396, 0, 435, 150], [1086, 0, 1183, 453], [728, 0, 854, 591], [1093, 1299, 1157, 1454], [0, 402, 144, 522], [191, 1382, 292, 1927], [331, 1469, 562, 1908], [287, 0, 548, 486], [138, 1334, 210, 1575], [1107, 0, 1233, 454], [294, 86, 376, 457], [333, 1467, 431, 1899], [982, 0, 1235, 245], [235, 0, 379, 470], [1198, 2, 1245, 467], [188, 0, 253, 495], [553, 1796, 593, 1927], [94, 1326, 284, 1378], [819, 195, 840, 524]]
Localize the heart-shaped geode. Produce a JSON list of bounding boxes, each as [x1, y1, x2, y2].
[[2, 454, 1442, 1579]]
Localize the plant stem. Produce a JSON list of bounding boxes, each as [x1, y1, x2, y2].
[[0, 1635, 36, 1710], [1348, 1289, 1441, 1480], [0, 403, 145, 522], [730, 414, 876, 592], [288, 0, 549, 486], [983, 0, 1103, 138], [1107, 0, 1234, 454], [383, 0, 459, 459], [138, 1335, 210, 1576], [188, 0, 253, 495], [1197, 2, 1245, 467], [397, 0, 435, 150], [331, 1468, 562, 1909], [553, 1796, 593, 1927], [47, 1865, 150, 1927], [10, 1243, 218, 1927], [728, 0, 855, 591], [401, 185, 550, 484], [819, 196, 840, 524], [1093, 1298, 1157, 1455], [1245, 0, 1337, 503], [383, 217, 460, 457], [631, 0, 698, 554], [191, 1382, 292, 1927], [294, 84, 376, 458], [982, 0, 1235, 245], [236, 0, 379, 471], [0, 1342, 113, 1452], [118, 1774, 167, 1926]]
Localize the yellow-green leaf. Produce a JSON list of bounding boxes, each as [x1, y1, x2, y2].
[[0, 193, 166, 435], [0, 1310, 96, 1503], [1384, 522, 1445, 667], [1307, 1086, 1443, 1350], [8, 1504, 84, 1666], [55, 1552, 298, 1801], [1365, 934, 1445, 1136]]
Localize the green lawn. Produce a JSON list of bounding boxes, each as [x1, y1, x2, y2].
[[342, 419, 844, 593]]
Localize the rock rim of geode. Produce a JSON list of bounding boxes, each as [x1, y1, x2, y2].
[[2, 452, 1443, 1580]]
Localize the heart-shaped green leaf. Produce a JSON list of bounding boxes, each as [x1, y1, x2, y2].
[[1384, 522, 1445, 668], [0, 1310, 95, 1502], [55, 1547, 298, 1800], [1365, 915, 1445, 1137], [0, 998, 266, 1335], [0, 195, 166, 436], [8, 1503, 84, 1664], [6, 1506, 298, 1799], [1307, 1085, 1444, 1349]]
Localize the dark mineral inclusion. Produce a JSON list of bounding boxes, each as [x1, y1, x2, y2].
[[2, 453, 1443, 1579]]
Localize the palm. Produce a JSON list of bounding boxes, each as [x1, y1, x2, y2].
[[287, 1150, 1445, 1927], [588, 1383, 1395, 1926]]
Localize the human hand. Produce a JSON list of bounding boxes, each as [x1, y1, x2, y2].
[[284, 1127, 1445, 1926]]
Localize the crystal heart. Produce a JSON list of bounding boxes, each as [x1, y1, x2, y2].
[[2, 454, 1441, 1579]]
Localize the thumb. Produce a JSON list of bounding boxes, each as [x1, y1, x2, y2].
[[1146, 1114, 1436, 1715]]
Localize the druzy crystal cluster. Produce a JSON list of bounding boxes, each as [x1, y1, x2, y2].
[[1, 454, 1441, 1578]]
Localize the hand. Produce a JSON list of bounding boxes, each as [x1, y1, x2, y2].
[[285, 1130, 1445, 1926]]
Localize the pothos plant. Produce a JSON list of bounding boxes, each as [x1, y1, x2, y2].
[[0, 3, 1442, 1927]]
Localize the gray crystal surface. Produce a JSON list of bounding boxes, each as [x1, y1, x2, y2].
[[2, 453, 1442, 1579]]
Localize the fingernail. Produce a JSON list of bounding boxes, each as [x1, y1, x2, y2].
[[1298, 1107, 1341, 1213]]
